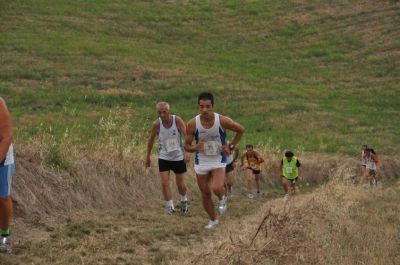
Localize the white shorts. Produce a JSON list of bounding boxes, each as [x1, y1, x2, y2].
[[194, 163, 226, 175]]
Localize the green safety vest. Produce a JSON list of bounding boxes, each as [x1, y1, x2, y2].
[[282, 156, 299, 179]]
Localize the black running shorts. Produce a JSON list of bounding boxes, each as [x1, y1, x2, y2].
[[226, 162, 235, 174], [158, 159, 187, 174], [247, 167, 261, 175]]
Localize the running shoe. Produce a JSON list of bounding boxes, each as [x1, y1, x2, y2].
[[247, 192, 254, 199], [166, 205, 176, 214], [204, 219, 219, 229], [0, 235, 11, 253], [256, 191, 262, 198], [180, 200, 189, 215], [283, 193, 290, 201], [218, 196, 227, 215]]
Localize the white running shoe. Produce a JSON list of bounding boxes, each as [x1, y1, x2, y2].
[[283, 193, 290, 201], [0, 236, 12, 253], [166, 206, 176, 214], [204, 219, 219, 229], [247, 192, 254, 199], [218, 196, 227, 215]]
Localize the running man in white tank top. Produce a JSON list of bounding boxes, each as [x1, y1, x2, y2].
[[145, 102, 190, 215], [185, 92, 244, 229], [0, 97, 15, 253]]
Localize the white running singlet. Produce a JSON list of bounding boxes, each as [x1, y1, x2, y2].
[[194, 113, 227, 174], [158, 115, 184, 161]]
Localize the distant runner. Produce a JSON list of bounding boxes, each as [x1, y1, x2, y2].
[[225, 142, 239, 198], [280, 151, 301, 200], [145, 102, 189, 214], [185, 92, 244, 229], [240, 144, 264, 198], [364, 148, 379, 188], [0, 97, 15, 253], [361, 144, 368, 179]]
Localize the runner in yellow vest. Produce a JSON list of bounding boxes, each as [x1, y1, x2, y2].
[[280, 151, 301, 200], [240, 144, 264, 199]]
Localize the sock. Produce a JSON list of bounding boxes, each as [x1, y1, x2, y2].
[[0, 229, 10, 237], [167, 200, 174, 209], [180, 195, 188, 202]]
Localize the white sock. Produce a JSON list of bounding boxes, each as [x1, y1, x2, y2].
[[167, 200, 174, 208], [181, 195, 188, 202]]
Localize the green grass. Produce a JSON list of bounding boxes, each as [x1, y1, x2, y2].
[[1, 0, 399, 156]]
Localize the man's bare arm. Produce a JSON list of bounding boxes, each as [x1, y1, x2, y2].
[[145, 120, 159, 167], [184, 118, 200, 153], [220, 116, 245, 147], [0, 98, 12, 162]]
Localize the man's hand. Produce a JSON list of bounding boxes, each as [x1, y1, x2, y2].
[[184, 152, 191, 163], [222, 145, 230, 156], [145, 156, 151, 167], [196, 142, 205, 153]]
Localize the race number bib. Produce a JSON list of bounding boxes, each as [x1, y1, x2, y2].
[[204, 141, 220, 156], [286, 167, 293, 174], [166, 138, 180, 152]]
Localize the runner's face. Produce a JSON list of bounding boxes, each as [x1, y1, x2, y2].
[[199, 99, 213, 117], [157, 105, 170, 121]]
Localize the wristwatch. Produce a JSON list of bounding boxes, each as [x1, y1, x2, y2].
[[229, 144, 235, 150]]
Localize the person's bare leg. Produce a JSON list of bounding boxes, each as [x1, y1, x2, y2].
[[196, 173, 216, 220], [246, 169, 253, 194], [175, 173, 187, 196], [159, 171, 172, 201]]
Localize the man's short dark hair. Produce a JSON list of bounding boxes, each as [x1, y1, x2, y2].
[[285, 151, 294, 158], [366, 148, 376, 154], [198, 92, 214, 106], [246, 144, 253, 148]]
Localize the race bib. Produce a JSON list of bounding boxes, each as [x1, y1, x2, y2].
[[286, 167, 293, 174], [204, 141, 220, 156], [165, 138, 180, 152]]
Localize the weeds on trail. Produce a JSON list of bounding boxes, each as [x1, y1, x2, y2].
[[191, 163, 400, 265]]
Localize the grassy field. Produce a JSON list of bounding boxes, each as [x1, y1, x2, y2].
[[1, 0, 399, 156], [1, 1, 400, 264]]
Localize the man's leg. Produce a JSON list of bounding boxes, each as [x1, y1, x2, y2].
[[291, 181, 299, 195], [211, 167, 227, 215], [255, 173, 261, 193], [0, 197, 12, 235], [160, 171, 172, 201], [175, 173, 187, 197], [0, 164, 12, 236], [160, 170, 176, 213], [246, 169, 254, 194], [210, 167, 226, 199], [196, 173, 216, 220], [175, 173, 189, 214], [281, 176, 290, 193], [226, 171, 235, 194]]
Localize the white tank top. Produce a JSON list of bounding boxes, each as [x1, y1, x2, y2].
[[1, 144, 14, 166], [366, 155, 377, 170], [158, 115, 184, 161], [194, 113, 227, 166]]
